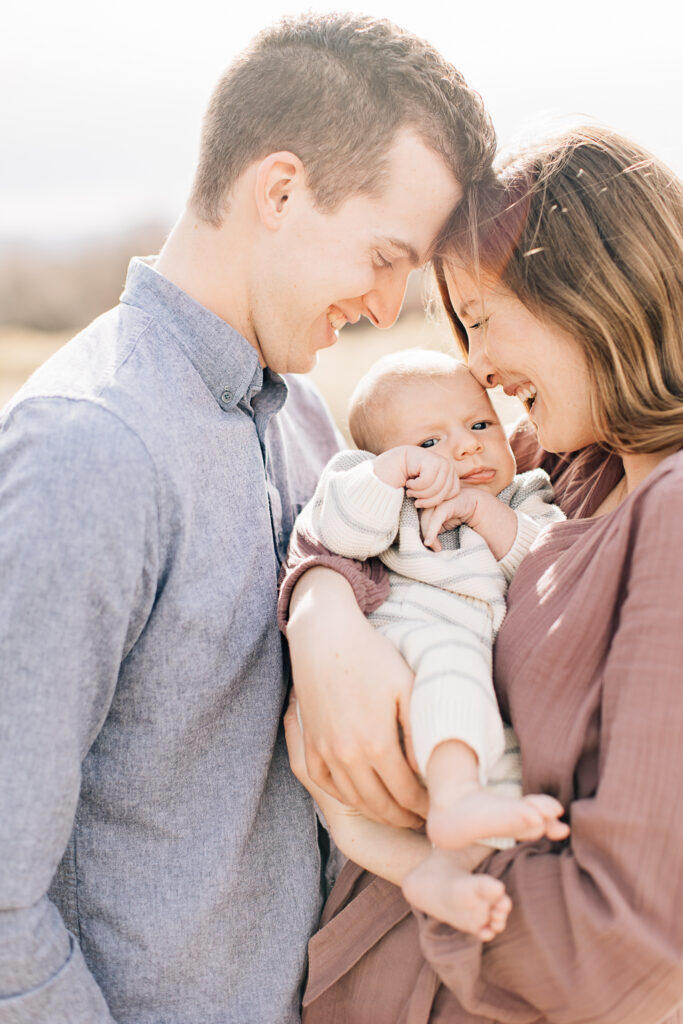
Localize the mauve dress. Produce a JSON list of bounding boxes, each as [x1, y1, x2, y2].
[[280, 430, 683, 1024]]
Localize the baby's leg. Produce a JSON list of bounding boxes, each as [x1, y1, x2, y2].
[[402, 847, 511, 942], [427, 739, 569, 849]]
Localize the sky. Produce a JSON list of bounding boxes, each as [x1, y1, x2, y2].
[[1, 0, 680, 248]]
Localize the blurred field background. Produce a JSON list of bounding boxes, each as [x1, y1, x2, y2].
[[0, 234, 523, 435]]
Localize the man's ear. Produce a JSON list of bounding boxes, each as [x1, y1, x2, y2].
[[254, 151, 307, 230]]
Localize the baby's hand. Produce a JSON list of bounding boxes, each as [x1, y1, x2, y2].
[[420, 489, 480, 550], [403, 448, 459, 506]]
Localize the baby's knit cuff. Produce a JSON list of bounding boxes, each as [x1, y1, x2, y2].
[[411, 682, 505, 782], [498, 512, 542, 582], [336, 457, 404, 529]]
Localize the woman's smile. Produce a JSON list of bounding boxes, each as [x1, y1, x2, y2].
[[445, 266, 598, 454]]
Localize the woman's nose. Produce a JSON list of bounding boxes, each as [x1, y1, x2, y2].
[[467, 335, 500, 389]]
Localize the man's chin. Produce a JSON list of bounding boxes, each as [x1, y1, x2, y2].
[[270, 352, 318, 376]]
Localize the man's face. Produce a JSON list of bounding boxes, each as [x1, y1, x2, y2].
[[247, 131, 462, 374]]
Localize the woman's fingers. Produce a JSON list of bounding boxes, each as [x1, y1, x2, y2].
[[300, 732, 348, 804], [304, 727, 427, 828]]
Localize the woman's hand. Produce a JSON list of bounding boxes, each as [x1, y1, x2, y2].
[[284, 688, 359, 826], [286, 567, 428, 829], [285, 688, 434, 885]]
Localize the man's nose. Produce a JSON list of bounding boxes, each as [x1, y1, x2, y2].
[[467, 335, 499, 389], [362, 269, 410, 329]]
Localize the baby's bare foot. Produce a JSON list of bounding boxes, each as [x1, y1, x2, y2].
[[402, 852, 511, 941], [428, 789, 569, 849]]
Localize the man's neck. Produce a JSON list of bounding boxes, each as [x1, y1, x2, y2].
[[155, 207, 253, 343]]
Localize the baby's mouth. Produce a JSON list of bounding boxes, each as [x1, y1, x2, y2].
[[460, 467, 497, 484]]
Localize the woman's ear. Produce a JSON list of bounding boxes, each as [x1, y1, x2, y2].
[[254, 151, 306, 230]]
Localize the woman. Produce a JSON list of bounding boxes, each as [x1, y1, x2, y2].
[[281, 124, 683, 1023]]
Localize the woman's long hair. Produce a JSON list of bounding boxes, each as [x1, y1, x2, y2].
[[436, 124, 683, 456]]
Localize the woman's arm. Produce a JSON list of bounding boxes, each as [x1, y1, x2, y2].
[[406, 465, 683, 1024], [286, 568, 429, 827]]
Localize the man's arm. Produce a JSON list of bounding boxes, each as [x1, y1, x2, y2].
[[0, 398, 157, 1022]]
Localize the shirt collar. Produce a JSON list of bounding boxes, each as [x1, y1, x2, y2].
[[119, 256, 285, 412]]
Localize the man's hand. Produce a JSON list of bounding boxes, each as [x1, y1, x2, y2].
[[286, 568, 428, 828]]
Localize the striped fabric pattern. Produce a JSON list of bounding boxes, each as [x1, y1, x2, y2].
[[300, 449, 564, 786]]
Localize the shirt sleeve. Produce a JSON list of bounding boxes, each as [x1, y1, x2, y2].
[[413, 465, 683, 1024], [0, 397, 159, 1023]]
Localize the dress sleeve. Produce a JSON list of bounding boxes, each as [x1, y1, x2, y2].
[[414, 463, 683, 1024], [0, 398, 158, 1023]]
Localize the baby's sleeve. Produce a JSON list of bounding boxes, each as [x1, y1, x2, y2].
[[300, 449, 404, 560], [498, 469, 566, 582], [277, 450, 398, 633]]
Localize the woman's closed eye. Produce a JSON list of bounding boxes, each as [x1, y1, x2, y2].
[[468, 316, 489, 331]]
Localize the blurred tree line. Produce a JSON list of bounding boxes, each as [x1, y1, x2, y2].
[[0, 221, 429, 333], [0, 223, 169, 331]]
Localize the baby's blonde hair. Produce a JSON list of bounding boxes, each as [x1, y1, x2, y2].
[[348, 349, 472, 453]]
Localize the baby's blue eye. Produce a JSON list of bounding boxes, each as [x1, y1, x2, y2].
[[471, 421, 489, 431], [420, 438, 438, 448]]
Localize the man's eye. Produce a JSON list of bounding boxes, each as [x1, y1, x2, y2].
[[471, 421, 489, 431], [373, 251, 393, 269], [420, 438, 438, 448]]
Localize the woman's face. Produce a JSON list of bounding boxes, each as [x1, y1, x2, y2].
[[445, 265, 599, 454]]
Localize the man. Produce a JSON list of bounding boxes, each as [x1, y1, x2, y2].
[[0, 13, 494, 1023]]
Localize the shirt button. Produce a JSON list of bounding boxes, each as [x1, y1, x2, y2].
[[220, 389, 233, 406]]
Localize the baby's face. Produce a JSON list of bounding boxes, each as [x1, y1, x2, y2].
[[380, 366, 517, 496]]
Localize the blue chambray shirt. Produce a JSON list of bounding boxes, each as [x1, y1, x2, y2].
[[0, 258, 341, 1023]]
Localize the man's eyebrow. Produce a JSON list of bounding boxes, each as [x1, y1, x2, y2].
[[381, 237, 421, 266]]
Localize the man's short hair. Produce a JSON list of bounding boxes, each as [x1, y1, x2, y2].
[[190, 12, 496, 225]]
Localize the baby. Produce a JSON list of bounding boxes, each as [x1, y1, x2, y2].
[[295, 349, 569, 938]]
